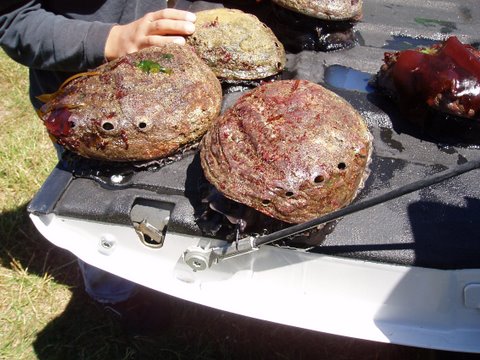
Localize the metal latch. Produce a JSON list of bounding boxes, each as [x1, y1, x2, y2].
[[131, 203, 171, 248], [183, 235, 259, 271], [133, 218, 168, 248]]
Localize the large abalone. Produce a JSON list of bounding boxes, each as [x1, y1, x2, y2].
[[186, 8, 286, 82], [38, 44, 222, 162], [272, 0, 363, 21], [200, 80, 372, 224]]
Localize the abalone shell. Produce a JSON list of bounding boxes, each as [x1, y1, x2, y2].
[[200, 80, 372, 224], [39, 44, 222, 162], [187, 8, 286, 81]]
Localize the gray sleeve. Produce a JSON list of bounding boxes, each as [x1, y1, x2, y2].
[[0, 1, 114, 72]]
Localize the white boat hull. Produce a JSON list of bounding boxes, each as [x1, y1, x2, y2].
[[30, 213, 480, 353]]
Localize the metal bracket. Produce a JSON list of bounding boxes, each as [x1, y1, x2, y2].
[[131, 204, 171, 248], [183, 236, 259, 271], [133, 218, 169, 248]]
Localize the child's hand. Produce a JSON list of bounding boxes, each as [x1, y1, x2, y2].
[[104, 9, 196, 60]]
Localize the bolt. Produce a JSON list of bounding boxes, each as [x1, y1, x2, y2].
[[110, 174, 123, 184], [100, 237, 115, 249], [98, 234, 116, 255], [187, 256, 207, 271], [192, 260, 203, 268]]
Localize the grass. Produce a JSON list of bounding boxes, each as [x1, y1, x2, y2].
[[0, 50, 475, 360], [0, 50, 73, 360]]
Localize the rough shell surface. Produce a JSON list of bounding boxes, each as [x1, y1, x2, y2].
[[200, 80, 373, 224], [39, 44, 222, 162], [186, 8, 286, 80], [272, 0, 363, 20]]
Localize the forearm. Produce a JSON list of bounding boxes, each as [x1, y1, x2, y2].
[[0, 1, 112, 71]]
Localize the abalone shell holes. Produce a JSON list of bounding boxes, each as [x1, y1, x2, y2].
[[101, 121, 148, 130], [261, 164, 347, 206], [102, 121, 114, 131]]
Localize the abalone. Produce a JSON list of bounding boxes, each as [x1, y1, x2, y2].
[[200, 80, 372, 224], [186, 8, 286, 81], [265, 0, 362, 53], [272, 0, 363, 21], [38, 44, 222, 162]]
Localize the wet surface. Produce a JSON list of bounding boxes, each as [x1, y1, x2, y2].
[[414, 17, 457, 34], [379, 127, 405, 152], [324, 65, 375, 93], [382, 35, 438, 51]]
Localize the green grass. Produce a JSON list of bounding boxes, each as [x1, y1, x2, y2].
[[0, 54, 55, 208], [0, 50, 73, 360], [0, 50, 462, 360]]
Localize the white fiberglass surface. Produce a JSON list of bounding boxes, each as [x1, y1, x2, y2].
[[30, 214, 480, 353]]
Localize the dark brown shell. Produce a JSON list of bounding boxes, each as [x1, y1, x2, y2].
[[272, 0, 363, 20], [186, 8, 286, 81], [200, 80, 372, 224], [39, 44, 222, 162]]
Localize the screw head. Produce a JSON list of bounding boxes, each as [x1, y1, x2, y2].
[[110, 174, 124, 184], [186, 255, 207, 271], [99, 235, 116, 254], [101, 239, 113, 248]]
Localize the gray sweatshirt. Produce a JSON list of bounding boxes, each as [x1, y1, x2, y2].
[[0, 0, 168, 108]]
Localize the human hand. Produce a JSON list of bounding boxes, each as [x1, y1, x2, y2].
[[104, 9, 196, 60]]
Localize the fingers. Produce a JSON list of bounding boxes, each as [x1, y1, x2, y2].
[[146, 9, 196, 36], [149, 18, 195, 36], [146, 35, 187, 47], [136, 10, 195, 50], [147, 9, 196, 22], [104, 9, 197, 60]]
